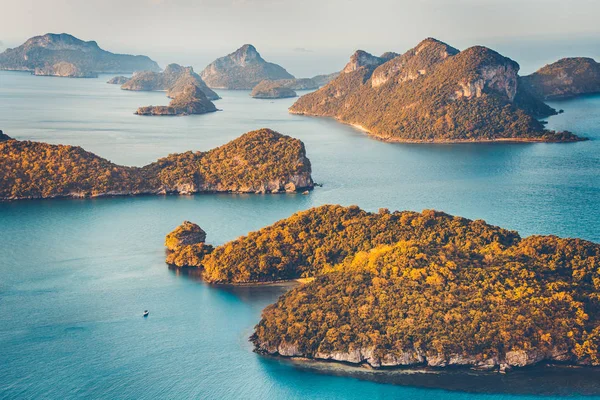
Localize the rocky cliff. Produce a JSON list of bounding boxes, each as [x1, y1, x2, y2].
[[135, 84, 217, 116], [201, 44, 294, 89], [0, 128, 314, 200], [0, 33, 159, 75], [121, 63, 219, 100], [290, 38, 579, 143], [520, 57, 600, 100], [33, 61, 98, 78]]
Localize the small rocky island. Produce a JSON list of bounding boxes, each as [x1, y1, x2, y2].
[[165, 205, 600, 372], [0, 128, 313, 200], [289, 38, 584, 143], [0, 33, 159, 77], [107, 76, 129, 84], [520, 57, 600, 100], [251, 78, 320, 98], [120, 63, 219, 100], [200, 44, 294, 89], [135, 84, 217, 116]]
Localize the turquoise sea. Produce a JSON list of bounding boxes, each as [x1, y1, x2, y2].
[[0, 71, 599, 399]]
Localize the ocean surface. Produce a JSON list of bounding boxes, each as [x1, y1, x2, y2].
[[0, 71, 599, 399]]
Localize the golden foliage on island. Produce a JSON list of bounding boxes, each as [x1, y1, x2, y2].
[[0, 129, 313, 200]]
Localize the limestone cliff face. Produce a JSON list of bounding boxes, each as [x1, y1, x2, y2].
[[201, 44, 294, 89], [342, 50, 385, 73], [33, 61, 98, 78], [121, 63, 219, 100], [520, 57, 600, 100], [0, 33, 159, 74]]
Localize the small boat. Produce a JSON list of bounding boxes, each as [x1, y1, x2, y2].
[[143, 310, 149, 317]]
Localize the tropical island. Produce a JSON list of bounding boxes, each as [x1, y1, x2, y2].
[[0, 129, 313, 200], [289, 38, 584, 143], [520, 57, 600, 100], [107, 76, 129, 84], [119, 63, 219, 100], [0, 33, 159, 77], [135, 84, 217, 116], [164, 205, 599, 372], [200, 44, 294, 89], [250, 78, 320, 98]]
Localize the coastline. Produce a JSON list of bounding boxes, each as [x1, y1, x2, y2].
[[289, 110, 586, 144]]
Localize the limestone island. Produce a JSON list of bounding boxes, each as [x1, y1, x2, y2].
[[251, 78, 321, 98], [289, 38, 584, 143], [520, 57, 600, 100], [120, 63, 219, 100], [0, 33, 159, 77], [135, 84, 217, 116], [107, 76, 129, 84], [310, 72, 340, 87], [164, 205, 600, 372], [200, 44, 294, 89], [0, 128, 313, 200]]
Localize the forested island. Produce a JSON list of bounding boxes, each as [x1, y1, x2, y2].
[[0, 129, 313, 200], [289, 38, 584, 143], [119, 63, 219, 100], [165, 205, 600, 372], [201, 44, 294, 89], [135, 84, 217, 116], [0, 33, 159, 77], [520, 57, 600, 100]]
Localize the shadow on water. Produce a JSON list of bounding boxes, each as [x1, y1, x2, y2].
[[260, 355, 600, 396]]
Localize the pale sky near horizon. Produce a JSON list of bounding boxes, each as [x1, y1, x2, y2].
[[1, 0, 599, 76]]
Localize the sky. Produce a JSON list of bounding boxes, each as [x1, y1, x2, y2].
[[1, 0, 599, 76]]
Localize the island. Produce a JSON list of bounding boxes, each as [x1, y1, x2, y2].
[[310, 72, 340, 87], [0, 128, 313, 200], [251, 78, 320, 98], [135, 84, 217, 116], [120, 63, 219, 100], [289, 38, 584, 143], [163, 205, 600, 372], [107, 76, 129, 84], [0, 33, 159, 76], [520, 57, 600, 100], [200, 44, 294, 89]]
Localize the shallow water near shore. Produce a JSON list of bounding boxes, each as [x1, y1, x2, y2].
[[1, 71, 600, 399]]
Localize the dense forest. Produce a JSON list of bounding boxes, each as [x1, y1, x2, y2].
[[290, 39, 582, 143], [0, 129, 313, 200], [163, 204, 599, 369]]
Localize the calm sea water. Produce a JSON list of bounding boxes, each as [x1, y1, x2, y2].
[[0, 71, 599, 399]]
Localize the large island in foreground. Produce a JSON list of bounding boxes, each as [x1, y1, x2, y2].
[[289, 38, 584, 143], [165, 205, 600, 372], [0, 129, 313, 200]]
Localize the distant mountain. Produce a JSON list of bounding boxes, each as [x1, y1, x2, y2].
[[0, 33, 159, 77], [135, 84, 217, 116], [250, 78, 319, 98], [520, 57, 600, 100], [201, 44, 294, 89], [310, 72, 340, 87], [290, 38, 581, 143], [120, 63, 219, 100]]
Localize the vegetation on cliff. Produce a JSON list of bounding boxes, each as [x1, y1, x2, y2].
[[520, 57, 600, 100], [121, 63, 219, 100], [0, 33, 159, 75], [165, 222, 214, 267], [290, 38, 581, 143], [201, 44, 294, 89], [33, 61, 98, 78], [135, 84, 217, 116], [0, 129, 313, 200]]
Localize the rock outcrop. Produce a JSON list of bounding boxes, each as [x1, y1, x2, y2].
[[121, 63, 219, 100], [107, 76, 129, 84], [0, 130, 12, 142], [0, 128, 314, 200], [520, 57, 600, 100], [135, 84, 217, 116], [0, 33, 159, 75], [33, 61, 98, 78], [200, 44, 294, 89], [290, 38, 582, 143], [165, 222, 214, 267]]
